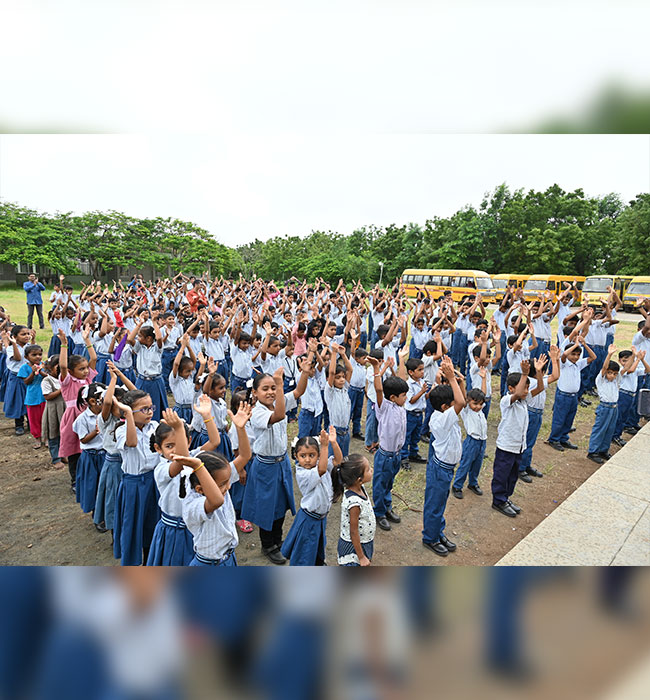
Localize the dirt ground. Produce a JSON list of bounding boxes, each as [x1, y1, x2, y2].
[[0, 376, 632, 566]]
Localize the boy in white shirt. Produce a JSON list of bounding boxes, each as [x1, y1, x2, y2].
[[422, 356, 465, 557], [586, 345, 621, 464], [612, 349, 650, 446], [400, 358, 429, 470], [490, 362, 530, 518]]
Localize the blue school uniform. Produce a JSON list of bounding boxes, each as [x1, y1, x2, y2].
[[73, 409, 106, 513], [3, 345, 27, 419], [0, 350, 6, 403], [93, 452, 123, 530], [133, 340, 168, 422], [281, 456, 335, 565], [113, 421, 161, 566]]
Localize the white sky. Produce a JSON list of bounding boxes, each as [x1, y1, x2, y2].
[[0, 134, 648, 247]]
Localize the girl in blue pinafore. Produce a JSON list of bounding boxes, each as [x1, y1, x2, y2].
[[189, 367, 232, 459], [178, 402, 253, 566], [281, 427, 342, 566], [240, 356, 310, 565], [146, 395, 221, 566], [3, 325, 32, 434]]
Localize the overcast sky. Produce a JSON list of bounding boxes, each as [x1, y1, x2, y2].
[[0, 134, 648, 247]]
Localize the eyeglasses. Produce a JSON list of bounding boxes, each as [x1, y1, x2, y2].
[[133, 405, 156, 414]]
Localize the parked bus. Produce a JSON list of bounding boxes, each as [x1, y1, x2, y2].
[[492, 274, 530, 303], [522, 274, 585, 303], [582, 275, 634, 306], [622, 276, 650, 312], [401, 269, 495, 303]]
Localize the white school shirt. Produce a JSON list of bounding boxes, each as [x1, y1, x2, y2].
[[169, 372, 195, 405], [595, 372, 620, 403], [632, 331, 650, 357], [324, 382, 351, 428], [586, 319, 609, 347], [112, 341, 134, 370], [460, 405, 487, 441], [422, 355, 439, 386], [557, 357, 589, 393], [261, 348, 286, 375], [154, 447, 201, 517], [182, 462, 240, 560], [98, 413, 120, 455], [227, 421, 255, 453], [186, 336, 203, 360], [161, 325, 181, 351], [301, 376, 324, 414], [620, 363, 645, 392], [250, 392, 298, 456], [133, 340, 163, 377], [496, 396, 529, 454], [469, 364, 492, 397], [191, 395, 228, 432], [492, 308, 507, 332], [374, 337, 400, 366], [429, 408, 462, 464], [230, 342, 253, 378], [365, 366, 389, 404], [283, 355, 299, 389], [405, 377, 427, 412], [532, 313, 552, 341], [556, 299, 574, 326], [115, 421, 160, 475], [203, 336, 225, 362], [349, 359, 366, 389], [5, 343, 26, 373], [506, 347, 529, 374], [411, 326, 430, 351], [73, 410, 104, 450], [525, 376, 549, 411], [92, 331, 113, 354], [296, 456, 334, 517]]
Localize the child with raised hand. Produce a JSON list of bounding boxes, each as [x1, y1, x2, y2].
[[452, 367, 488, 499], [4, 325, 33, 435], [367, 347, 409, 533], [146, 397, 223, 566], [93, 361, 136, 535], [491, 361, 531, 519], [612, 349, 650, 446], [72, 383, 107, 516], [17, 344, 48, 449], [108, 327, 136, 384], [518, 347, 561, 483], [334, 453, 375, 566], [127, 312, 168, 422], [400, 357, 429, 471], [228, 390, 254, 534], [241, 362, 310, 565], [189, 359, 229, 455], [175, 402, 253, 566], [112, 389, 161, 566], [281, 426, 343, 566], [41, 355, 66, 469], [169, 333, 197, 424], [586, 344, 621, 465], [422, 355, 466, 557], [57, 327, 98, 494], [324, 342, 353, 457]]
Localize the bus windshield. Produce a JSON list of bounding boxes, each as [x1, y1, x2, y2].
[[583, 277, 613, 293], [492, 279, 507, 289], [524, 280, 546, 290], [475, 277, 493, 289], [627, 282, 650, 295]]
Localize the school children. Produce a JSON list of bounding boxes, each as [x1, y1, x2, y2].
[[4, 325, 32, 435], [586, 344, 620, 464], [41, 355, 66, 469], [17, 344, 47, 448], [348, 347, 368, 439], [400, 357, 428, 470], [612, 349, 650, 446], [324, 342, 353, 457], [127, 313, 168, 422]]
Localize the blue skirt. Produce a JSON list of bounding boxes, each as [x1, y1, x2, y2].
[[48, 335, 61, 357], [93, 452, 123, 530], [94, 352, 111, 385], [189, 550, 237, 566], [146, 513, 194, 566], [134, 374, 168, 422], [113, 470, 161, 566], [75, 448, 106, 513], [114, 365, 136, 384], [3, 371, 27, 419], [172, 403, 193, 424], [0, 353, 6, 403], [190, 427, 234, 460], [71, 343, 90, 359], [281, 508, 327, 565], [230, 457, 253, 516], [241, 454, 296, 531], [161, 349, 176, 391]]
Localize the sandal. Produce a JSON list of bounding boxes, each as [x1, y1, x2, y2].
[[52, 461, 65, 470], [236, 519, 254, 533]]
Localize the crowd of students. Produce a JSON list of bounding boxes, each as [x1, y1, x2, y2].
[[1, 274, 648, 565]]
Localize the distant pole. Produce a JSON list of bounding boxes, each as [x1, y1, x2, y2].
[[378, 261, 384, 287]]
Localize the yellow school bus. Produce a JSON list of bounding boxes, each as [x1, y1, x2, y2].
[[401, 269, 496, 303], [582, 275, 634, 306], [492, 274, 530, 303], [622, 275, 650, 312], [522, 274, 586, 303]]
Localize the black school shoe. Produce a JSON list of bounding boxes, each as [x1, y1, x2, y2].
[[468, 484, 483, 496], [587, 452, 605, 465], [352, 433, 364, 440], [624, 426, 640, 435], [95, 522, 107, 533], [492, 501, 517, 517], [401, 460, 412, 471], [560, 441, 578, 450], [507, 500, 521, 514], [526, 466, 543, 478], [262, 545, 286, 565], [546, 440, 565, 452], [409, 454, 426, 463], [440, 534, 457, 551], [452, 486, 464, 499], [612, 437, 627, 447], [15, 426, 25, 436], [423, 540, 449, 556], [579, 399, 591, 407], [386, 509, 401, 524], [518, 471, 533, 483], [377, 516, 392, 531]]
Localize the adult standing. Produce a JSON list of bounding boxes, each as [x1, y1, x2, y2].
[[23, 273, 46, 329]]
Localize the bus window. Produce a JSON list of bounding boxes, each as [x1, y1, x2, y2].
[[440, 276, 450, 286], [429, 275, 441, 285], [474, 277, 492, 289], [414, 275, 423, 283], [466, 278, 476, 288], [546, 280, 555, 291], [508, 279, 516, 287], [422, 275, 431, 284]]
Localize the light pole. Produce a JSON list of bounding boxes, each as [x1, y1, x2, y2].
[[378, 261, 384, 287]]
